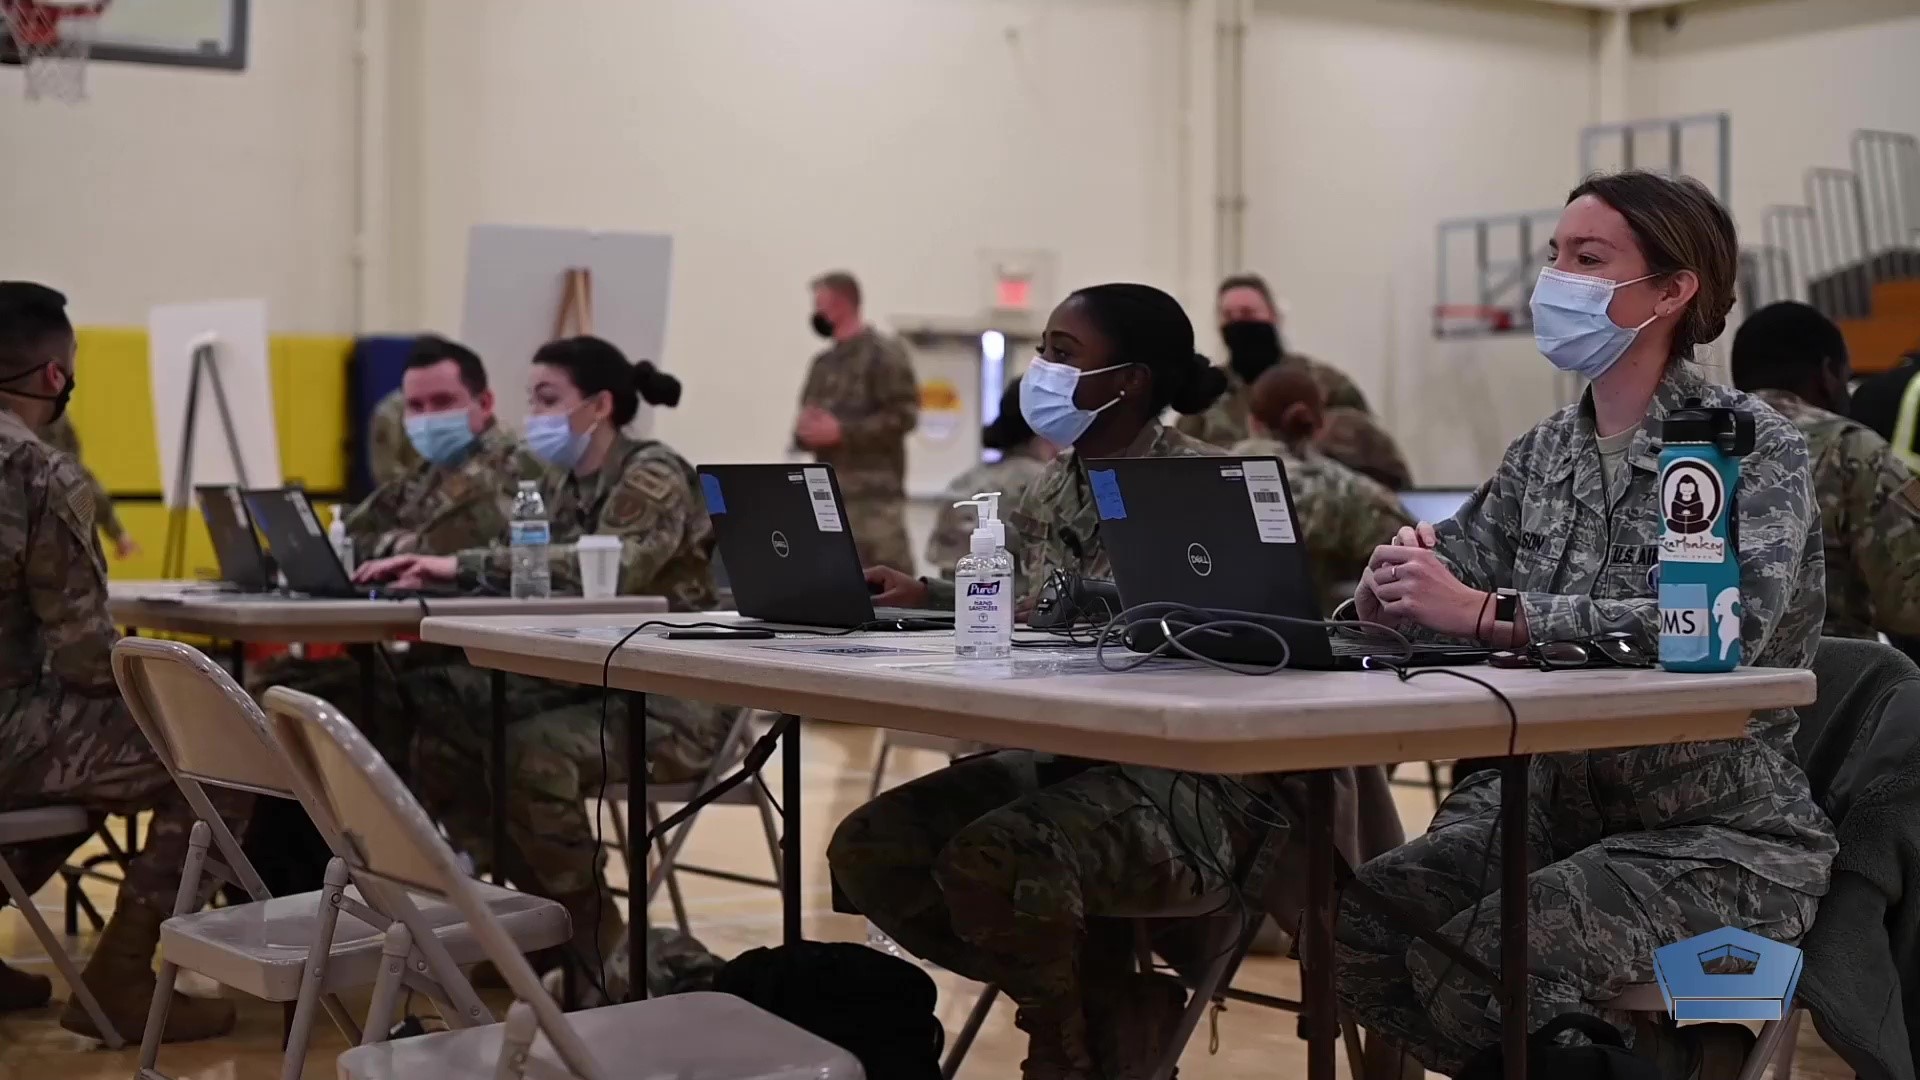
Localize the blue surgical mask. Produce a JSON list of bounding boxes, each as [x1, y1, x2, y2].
[[403, 409, 477, 466], [1530, 267, 1661, 379], [1019, 358, 1130, 447], [525, 412, 594, 469]]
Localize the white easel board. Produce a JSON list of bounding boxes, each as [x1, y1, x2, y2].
[[460, 225, 675, 436], [148, 299, 281, 507]]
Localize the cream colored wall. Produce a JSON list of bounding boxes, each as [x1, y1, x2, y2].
[[0, 0, 357, 332], [403, 0, 1188, 471], [1634, 0, 1920, 235], [1239, 0, 1595, 484]]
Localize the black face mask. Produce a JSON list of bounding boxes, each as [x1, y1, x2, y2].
[[1220, 320, 1284, 384], [810, 312, 834, 339], [2, 365, 73, 423]]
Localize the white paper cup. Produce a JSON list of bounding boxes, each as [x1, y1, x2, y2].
[[575, 535, 622, 599]]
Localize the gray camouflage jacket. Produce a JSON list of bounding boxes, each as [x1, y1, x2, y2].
[[1433, 363, 1836, 891]]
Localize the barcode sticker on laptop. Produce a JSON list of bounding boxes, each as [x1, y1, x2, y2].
[[1241, 460, 1296, 544], [802, 468, 844, 532]]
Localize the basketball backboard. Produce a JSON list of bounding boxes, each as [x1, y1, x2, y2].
[[1, 0, 247, 70]]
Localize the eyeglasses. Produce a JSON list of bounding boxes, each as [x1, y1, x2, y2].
[[1489, 632, 1649, 672]]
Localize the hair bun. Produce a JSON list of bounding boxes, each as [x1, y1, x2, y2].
[[1167, 351, 1228, 416], [633, 359, 682, 408]]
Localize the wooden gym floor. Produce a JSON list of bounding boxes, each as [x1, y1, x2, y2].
[[0, 721, 1851, 1079]]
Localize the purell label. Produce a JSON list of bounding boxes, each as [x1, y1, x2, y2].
[[1659, 456, 1726, 565], [956, 573, 1012, 642]]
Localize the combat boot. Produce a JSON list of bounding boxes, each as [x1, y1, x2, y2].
[[1014, 1003, 1097, 1080], [0, 957, 52, 1012], [1088, 971, 1189, 1079], [1633, 1016, 1757, 1080], [59, 899, 236, 1043]]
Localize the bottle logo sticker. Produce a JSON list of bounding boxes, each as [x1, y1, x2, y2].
[[1660, 457, 1725, 564], [1660, 583, 1710, 662], [966, 580, 1002, 597], [1712, 587, 1741, 662]]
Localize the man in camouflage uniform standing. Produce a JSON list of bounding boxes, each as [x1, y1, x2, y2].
[[0, 281, 251, 1042], [795, 270, 919, 571], [42, 415, 140, 559], [1732, 302, 1920, 640], [366, 385, 421, 489], [1182, 274, 1414, 488]]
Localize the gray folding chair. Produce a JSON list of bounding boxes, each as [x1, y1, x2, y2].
[[0, 806, 123, 1047], [263, 686, 865, 1080], [113, 639, 569, 1080], [601, 708, 782, 934], [1598, 983, 1802, 1080]]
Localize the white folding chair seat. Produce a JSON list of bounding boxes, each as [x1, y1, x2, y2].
[[261, 687, 863, 1080], [0, 805, 125, 1048], [338, 991, 862, 1080], [158, 879, 567, 1002], [112, 638, 570, 1080]]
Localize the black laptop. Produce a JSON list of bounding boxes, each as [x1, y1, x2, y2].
[[698, 464, 951, 631], [243, 487, 362, 597], [1092, 455, 1489, 670], [195, 483, 272, 591]]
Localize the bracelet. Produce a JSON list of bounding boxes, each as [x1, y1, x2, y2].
[[1474, 590, 1495, 646]]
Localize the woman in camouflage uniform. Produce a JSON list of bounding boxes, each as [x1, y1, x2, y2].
[[847, 285, 1353, 1080], [1339, 173, 1835, 1079], [358, 337, 730, 1000], [924, 380, 1058, 578]]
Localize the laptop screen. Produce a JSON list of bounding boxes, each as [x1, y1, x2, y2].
[[1398, 488, 1476, 526], [243, 488, 352, 596], [195, 484, 270, 590]]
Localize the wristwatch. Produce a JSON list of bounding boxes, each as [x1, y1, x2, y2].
[[1493, 588, 1519, 626]]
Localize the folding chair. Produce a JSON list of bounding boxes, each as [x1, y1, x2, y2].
[[263, 685, 864, 1079], [601, 708, 782, 935], [0, 806, 123, 1048], [113, 639, 570, 1080], [1599, 983, 1802, 1080]]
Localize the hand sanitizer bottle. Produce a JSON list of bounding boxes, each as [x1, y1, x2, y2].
[[953, 492, 1014, 660], [327, 504, 355, 577]]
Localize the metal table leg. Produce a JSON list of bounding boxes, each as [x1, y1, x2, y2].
[[230, 640, 246, 685], [490, 670, 507, 887], [1304, 771, 1338, 1080], [781, 715, 802, 945], [1500, 755, 1533, 1080], [629, 693, 648, 1001], [355, 646, 376, 729]]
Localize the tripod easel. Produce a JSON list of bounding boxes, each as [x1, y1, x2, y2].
[[553, 267, 595, 338], [161, 337, 252, 580]]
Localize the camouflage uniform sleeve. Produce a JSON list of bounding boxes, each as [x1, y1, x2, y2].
[[560, 456, 698, 596], [924, 502, 972, 581], [1839, 428, 1920, 636], [1430, 438, 1526, 595], [926, 470, 1052, 611], [43, 418, 126, 543], [19, 451, 118, 693], [343, 478, 407, 558], [836, 341, 918, 452], [1310, 360, 1371, 414], [368, 392, 420, 488]]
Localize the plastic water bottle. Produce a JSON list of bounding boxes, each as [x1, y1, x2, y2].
[[1657, 401, 1754, 672], [952, 492, 1014, 660], [510, 480, 552, 599]]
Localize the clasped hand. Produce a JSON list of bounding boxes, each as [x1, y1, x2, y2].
[[1354, 523, 1485, 639]]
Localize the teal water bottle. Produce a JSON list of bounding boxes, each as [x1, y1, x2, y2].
[[1657, 401, 1755, 672]]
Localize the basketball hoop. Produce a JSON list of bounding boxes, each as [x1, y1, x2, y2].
[[1433, 304, 1520, 338], [3, 0, 110, 103]]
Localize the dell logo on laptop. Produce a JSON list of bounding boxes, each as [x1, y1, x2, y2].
[[1187, 543, 1213, 577], [771, 531, 791, 558]]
